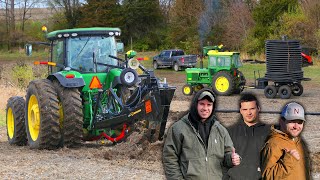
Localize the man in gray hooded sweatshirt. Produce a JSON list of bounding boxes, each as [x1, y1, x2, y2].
[[163, 88, 240, 180]]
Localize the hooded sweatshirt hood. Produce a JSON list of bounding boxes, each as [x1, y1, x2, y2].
[[188, 88, 217, 146]]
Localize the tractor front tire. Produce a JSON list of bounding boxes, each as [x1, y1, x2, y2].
[[182, 84, 193, 96], [53, 81, 83, 148], [212, 71, 234, 96], [279, 85, 292, 99], [25, 79, 61, 149], [264, 85, 277, 99], [6, 96, 27, 146]]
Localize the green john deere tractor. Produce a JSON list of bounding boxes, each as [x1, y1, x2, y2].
[[182, 46, 246, 96], [6, 27, 175, 149]]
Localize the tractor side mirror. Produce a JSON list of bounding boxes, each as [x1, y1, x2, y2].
[[117, 42, 124, 53], [25, 44, 32, 56]]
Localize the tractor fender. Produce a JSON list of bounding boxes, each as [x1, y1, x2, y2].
[[111, 76, 122, 88], [48, 73, 85, 88]]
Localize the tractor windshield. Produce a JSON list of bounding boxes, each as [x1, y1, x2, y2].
[[67, 36, 117, 72]]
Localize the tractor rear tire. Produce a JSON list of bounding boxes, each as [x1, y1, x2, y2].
[[279, 85, 292, 99], [53, 81, 83, 148], [212, 71, 234, 96], [264, 85, 277, 99], [292, 83, 303, 96], [25, 79, 61, 149], [182, 84, 193, 96], [6, 96, 27, 146]]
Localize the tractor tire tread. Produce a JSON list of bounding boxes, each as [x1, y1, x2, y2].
[[53, 81, 83, 148], [6, 96, 27, 145], [26, 79, 61, 149]]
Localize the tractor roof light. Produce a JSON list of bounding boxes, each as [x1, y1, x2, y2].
[[89, 76, 103, 89]]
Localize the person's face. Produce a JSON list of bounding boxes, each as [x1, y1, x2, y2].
[[197, 99, 214, 121], [240, 101, 260, 126], [280, 119, 304, 138]]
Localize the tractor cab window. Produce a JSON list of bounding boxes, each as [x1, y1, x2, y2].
[[209, 56, 231, 67], [209, 56, 217, 67], [51, 40, 65, 72], [67, 36, 117, 72], [232, 54, 242, 67]]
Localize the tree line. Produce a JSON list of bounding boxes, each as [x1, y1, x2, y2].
[[1, 0, 320, 55]]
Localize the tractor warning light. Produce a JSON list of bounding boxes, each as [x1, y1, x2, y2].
[[145, 100, 152, 114], [89, 76, 103, 89], [65, 74, 75, 79], [34, 61, 56, 66]]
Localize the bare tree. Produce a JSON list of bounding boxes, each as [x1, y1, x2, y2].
[[159, 0, 174, 23], [223, 1, 255, 50], [18, 0, 41, 32], [48, 0, 81, 28]]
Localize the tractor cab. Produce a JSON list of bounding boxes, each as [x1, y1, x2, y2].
[[46, 27, 124, 73], [207, 50, 242, 73]]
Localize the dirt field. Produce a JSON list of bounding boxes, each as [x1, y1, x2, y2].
[[0, 63, 320, 179]]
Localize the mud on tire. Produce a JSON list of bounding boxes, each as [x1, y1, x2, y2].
[[53, 81, 83, 148], [25, 79, 61, 149], [6, 96, 27, 146]]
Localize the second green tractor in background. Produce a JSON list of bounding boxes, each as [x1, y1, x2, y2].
[[182, 45, 246, 96]]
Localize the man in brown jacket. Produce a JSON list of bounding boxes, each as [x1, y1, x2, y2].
[[261, 102, 311, 180]]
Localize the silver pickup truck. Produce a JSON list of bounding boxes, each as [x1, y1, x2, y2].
[[153, 49, 197, 71]]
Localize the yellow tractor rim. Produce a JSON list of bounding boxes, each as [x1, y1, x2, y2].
[[183, 86, 191, 95], [28, 95, 40, 141], [215, 77, 229, 92], [7, 107, 14, 139]]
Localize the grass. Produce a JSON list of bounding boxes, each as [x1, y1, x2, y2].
[[0, 50, 48, 61]]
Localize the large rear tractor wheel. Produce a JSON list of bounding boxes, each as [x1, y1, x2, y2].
[[182, 84, 193, 96], [53, 81, 83, 148], [6, 96, 27, 146], [25, 79, 61, 149], [264, 85, 277, 99], [279, 85, 292, 99], [292, 83, 303, 96], [212, 71, 234, 96]]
